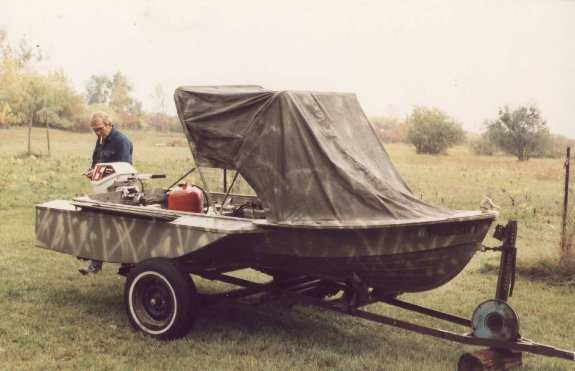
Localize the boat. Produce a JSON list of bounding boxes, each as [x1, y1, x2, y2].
[[38, 86, 496, 293]]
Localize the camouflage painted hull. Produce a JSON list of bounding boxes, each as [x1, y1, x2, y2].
[[35, 200, 260, 264], [252, 213, 496, 294], [36, 200, 495, 294]]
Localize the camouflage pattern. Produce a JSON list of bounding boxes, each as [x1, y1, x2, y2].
[[255, 211, 495, 257], [254, 214, 495, 293], [36, 197, 495, 293], [175, 87, 459, 225], [35, 200, 260, 264]]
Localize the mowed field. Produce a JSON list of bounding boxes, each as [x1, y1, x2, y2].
[[0, 128, 573, 370]]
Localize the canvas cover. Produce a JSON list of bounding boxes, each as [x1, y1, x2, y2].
[[174, 86, 455, 226]]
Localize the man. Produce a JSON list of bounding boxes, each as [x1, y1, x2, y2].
[[88, 112, 133, 174], [80, 112, 133, 275]]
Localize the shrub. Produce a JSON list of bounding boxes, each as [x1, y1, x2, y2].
[[146, 113, 182, 133], [406, 106, 465, 154], [486, 105, 551, 161], [371, 115, 409, 143], [0, 102, 16, 127], [545, 134, 575, 159], [470, 133, 497, 156]]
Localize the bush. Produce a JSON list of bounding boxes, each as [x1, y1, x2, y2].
[[0, 102, 16, 127], [370, 115, 409, 143], [406, 106, 465, 154], [486, 105, 551, 161], [470, 133, 497, 156], [145, 113, 182, 133], [545, 134, 575, 158]]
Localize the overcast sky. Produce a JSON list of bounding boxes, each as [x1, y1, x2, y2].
[[2, 0, 574, 137]]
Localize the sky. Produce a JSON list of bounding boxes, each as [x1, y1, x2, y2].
[[2, 0, 574, 137]]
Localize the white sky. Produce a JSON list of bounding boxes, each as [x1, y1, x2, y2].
[[2, 0, 574, 137]]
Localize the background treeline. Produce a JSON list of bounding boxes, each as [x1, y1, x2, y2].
[[0, 30, 180, 133], [372, 105, 575, 160], [2, 30, 573, 160]]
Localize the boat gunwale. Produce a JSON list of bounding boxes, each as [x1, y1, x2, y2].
[[37, 200, 497, 233], [252, 211, 498, 230], [35, 200, 261, 235]]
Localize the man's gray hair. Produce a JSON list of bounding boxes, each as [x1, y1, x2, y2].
[[90, 112, 113, 126]]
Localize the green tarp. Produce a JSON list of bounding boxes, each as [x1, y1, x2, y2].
[[174, 86, 454, 225]]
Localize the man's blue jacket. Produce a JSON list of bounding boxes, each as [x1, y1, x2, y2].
[[91, 127, 133, 167]]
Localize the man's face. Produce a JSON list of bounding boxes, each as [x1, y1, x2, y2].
[[91, 119, 112, 139]]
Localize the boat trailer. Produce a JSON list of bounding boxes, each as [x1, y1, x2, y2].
[[189, 221, 573, 370]]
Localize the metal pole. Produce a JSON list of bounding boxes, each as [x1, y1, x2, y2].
[[220, 170, 240, 213], [177, 121, 213, 209], [561, 147, 571, 253], [223, 168, 227, 193], [167, 167, 196, 189], [495, 221, 517, 301]]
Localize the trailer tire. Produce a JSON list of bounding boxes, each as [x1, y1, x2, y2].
[[125, 258, 197, 340]]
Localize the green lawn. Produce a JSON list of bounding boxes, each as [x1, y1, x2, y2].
[[0, 128, 573, 370]]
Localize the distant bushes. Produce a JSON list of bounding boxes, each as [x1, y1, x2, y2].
[[372, 107, 465, 154], [375, 104, 572, 160], [470, 133, 498, 156], [371, 115, 409, 143], [547, 135, 575, 159], [406, 107, 465, 154], [469, 106, 572, 160], [146, 113, 182, 133], [0, 30, 180, 133], [485, 105, 551, 161]]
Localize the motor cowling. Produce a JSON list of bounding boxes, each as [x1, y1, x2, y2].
[[167, 183, 204, 213]]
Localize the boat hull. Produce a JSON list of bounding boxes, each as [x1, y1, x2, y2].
[[35, 200, 260, 264], [253, 216, 495, 294], [36, 200, 495, 294]]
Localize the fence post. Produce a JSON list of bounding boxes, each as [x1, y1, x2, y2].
[[561, 147, 571, 254]]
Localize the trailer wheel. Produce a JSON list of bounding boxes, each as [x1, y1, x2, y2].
[[125, 258, 197, 340]]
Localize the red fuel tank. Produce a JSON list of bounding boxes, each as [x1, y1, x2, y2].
[[167, 183, 204, 213]]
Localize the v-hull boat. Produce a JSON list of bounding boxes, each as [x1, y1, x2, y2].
[[36, 86, 497, 293], [36, 197, 495, 296], [35, 86, 574, 367]]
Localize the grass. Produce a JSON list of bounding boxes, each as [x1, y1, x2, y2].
[[0, 128, 574, 370]]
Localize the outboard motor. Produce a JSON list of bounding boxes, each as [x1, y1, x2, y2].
[[90, 162, 139, 194], [87, 162, 166, 205]]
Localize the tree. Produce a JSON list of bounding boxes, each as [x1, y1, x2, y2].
[[85, 75, 112, 105], [42, 71, 86, 129], [85, 72, 145, 129], [406, 106, 465, 154], [0, 29, 41, 127], [486, 105, 551, 161], [1, 29, 86, 136], [152, 83, 167, 114], [109, 72, 133, 113]]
